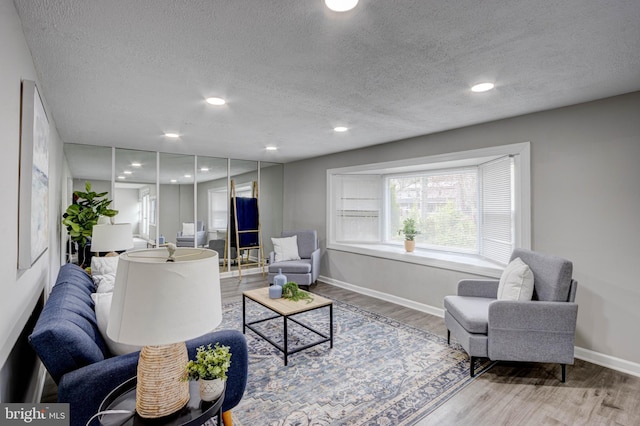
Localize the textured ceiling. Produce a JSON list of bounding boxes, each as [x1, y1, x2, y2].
[[14, 0, 640, 164]]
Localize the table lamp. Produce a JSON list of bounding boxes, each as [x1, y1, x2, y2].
[[91, 223, 134, 255], [107, 246, 221, 419]]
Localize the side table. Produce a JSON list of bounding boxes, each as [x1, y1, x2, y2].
[[98, 377, 224, 426]]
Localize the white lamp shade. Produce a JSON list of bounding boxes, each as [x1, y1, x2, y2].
[[91, 223, 134, 253], [107, 248, 221, 346]]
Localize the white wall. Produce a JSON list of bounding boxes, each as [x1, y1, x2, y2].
[[0, 0, 64, 401], [283, 92, 640, 372]]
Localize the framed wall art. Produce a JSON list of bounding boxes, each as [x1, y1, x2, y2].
[[18, 80, 49, 269]]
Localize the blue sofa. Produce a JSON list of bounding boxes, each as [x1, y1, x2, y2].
[[29, 263, 248, 426]]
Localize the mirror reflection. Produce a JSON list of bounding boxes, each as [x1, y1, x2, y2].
[[196, 156, 228, 268], [114, 148, 158, 248], [62, 143, 283, 275], [159, 153, 196, 248]]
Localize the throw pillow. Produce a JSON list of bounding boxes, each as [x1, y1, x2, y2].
[[497, 257, 535, 301], [271, 235, 301, 262], [91, 292, 142, 356], [93, 272, 116, 293], [182, 222, 195, 236], [91, 255, 119, 276]]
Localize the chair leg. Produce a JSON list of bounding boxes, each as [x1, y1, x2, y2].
[[470, 356, 476, 377], [222, 410, 233, 426], [561, 364, 566, 383], [447, 330, 450, 345]]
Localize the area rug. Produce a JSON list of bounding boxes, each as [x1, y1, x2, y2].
[[215, 296, 488, 426]]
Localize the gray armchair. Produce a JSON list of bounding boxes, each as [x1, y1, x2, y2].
[[444, 248, 578, 381], [268, 230, 320, 288], [176, 221, 207, 247]]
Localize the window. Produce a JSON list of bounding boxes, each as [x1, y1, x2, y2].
[[208, 189, 227, 231], [328, 143, 530, 271]]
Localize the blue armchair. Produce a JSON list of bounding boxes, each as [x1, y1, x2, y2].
[[29, 264, 248, 426]]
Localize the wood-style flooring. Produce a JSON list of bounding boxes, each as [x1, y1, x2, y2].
[[43, 274, 640, 425]]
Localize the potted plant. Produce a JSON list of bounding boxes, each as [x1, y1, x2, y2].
[[184, 343, 232, 401], [281, 282, 314, 303], [62, 182, 118, 266], [399, 218, 420, 252]]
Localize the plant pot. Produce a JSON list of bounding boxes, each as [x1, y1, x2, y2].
[[199, 378, 224, 401], [404, 240, 415, 253]]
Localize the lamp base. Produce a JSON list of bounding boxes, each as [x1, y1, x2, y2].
[[136, 342, 190, 419]]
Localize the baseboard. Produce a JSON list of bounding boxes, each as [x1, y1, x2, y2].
[[574, 346, 640, 378], [319, 275, 640, 379], [318, 275, 445, 318]]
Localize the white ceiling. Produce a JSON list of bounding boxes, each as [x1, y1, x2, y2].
[[15, 0, 640, 164]]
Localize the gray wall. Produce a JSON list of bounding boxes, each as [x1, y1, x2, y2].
[[0, 0, 64, 401], [283, 92, 640, 367]]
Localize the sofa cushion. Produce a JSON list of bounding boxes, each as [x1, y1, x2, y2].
[[444, 295, 493, 334], [497, 257, 534, 301], [91, 292, 142, 356], [91, 256, 119, 276], [29, 264, 108, 383]]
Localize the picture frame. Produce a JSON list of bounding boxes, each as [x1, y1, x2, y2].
[[18, 80, 49, 269]]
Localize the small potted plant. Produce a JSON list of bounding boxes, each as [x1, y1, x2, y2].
[[399, 218, 420, 252], [184, 343, 232, 401]]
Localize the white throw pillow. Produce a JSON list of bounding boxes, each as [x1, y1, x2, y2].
[[271, 235, 301, 262], [91, 292, 142, 356], [497, 257, 534, 301], [93, 273, 116, 293], [182, 222, 195, 236], [91, 256, 119, 276]]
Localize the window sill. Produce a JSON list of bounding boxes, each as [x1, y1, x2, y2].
[[327, 242, 504, 278]]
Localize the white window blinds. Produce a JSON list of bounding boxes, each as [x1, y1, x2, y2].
[[480, 156, 514, 264]]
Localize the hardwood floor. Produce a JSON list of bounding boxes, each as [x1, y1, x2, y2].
[[43, 273, 640, 425]]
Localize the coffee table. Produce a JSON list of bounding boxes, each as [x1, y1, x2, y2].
[[242, 287, 333, 365]]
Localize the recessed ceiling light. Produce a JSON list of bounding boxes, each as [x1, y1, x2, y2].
[[471, 82, 495, 93], [170, 179, 177, 183], [206, 97, 226, 106], [117, 176, 125, 180], [200, 167, 209, 172], [164, 132, 180, 138], [131, 162, 141, 167], [184, 174, 191, 178], [325, 0, 359, 12], [266, 146, 278, 151], [123, 170, 132, 175], [334, 126, 349, 132]]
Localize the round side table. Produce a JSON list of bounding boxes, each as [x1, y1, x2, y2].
[[98, 377, 224, 426]]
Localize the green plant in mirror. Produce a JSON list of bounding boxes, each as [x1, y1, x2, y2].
[[281, 282, 314, 303], [399, 217, 420, 241], [62, 181, 118, 248]]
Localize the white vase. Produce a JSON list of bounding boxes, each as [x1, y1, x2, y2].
[[199, 378, 224, 401]]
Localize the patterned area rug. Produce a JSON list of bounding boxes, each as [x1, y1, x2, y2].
[[217, 295, 487, 426]]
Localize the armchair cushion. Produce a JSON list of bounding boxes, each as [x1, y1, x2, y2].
[[444, 296, 493, 334], [497, 257, 534, 301], [272, 235, 301, 262]]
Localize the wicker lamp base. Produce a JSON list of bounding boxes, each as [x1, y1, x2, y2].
[[136, 342, 190, 419]]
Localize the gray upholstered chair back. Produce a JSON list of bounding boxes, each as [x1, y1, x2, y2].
[[510, 248, 573, 302], [196, 220, 204, 231], [281, 230, 318, 259]]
